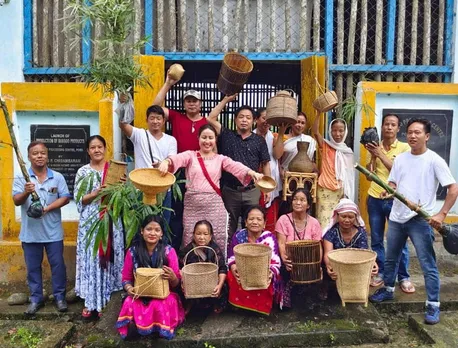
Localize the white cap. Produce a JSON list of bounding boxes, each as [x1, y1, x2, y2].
[[183, 90, 201, 100]]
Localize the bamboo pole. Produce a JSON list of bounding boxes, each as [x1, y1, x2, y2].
[[270, 0, 277, 52], [396, 0, 406, 82], [285, 0, 291, 52], [299, 0, 308, 51], [179, 0, 188, 51], [235, 0, 242, 51], [374, 0, 383, 81], [346, 0, 358, 98], [134, 0, 142, 54], [43, 0, 51, 67], [423, 0, 431, 82], [359, 0, 367, 82], [169, 0, 177, 51], [243, 0, 249, 51], [312, 0, 320, 51], [33, 0, 39, 73], [256, 0, 263, 52], [222, 0, 229, 51], [410, 0, 419, 82], [0, 98, 39, 202], [437, 0, 445, 82], [336, 0, 344, 105], [52, 0, 60, 72], [195, 0, 201, 51], [208, 0, 215, 51], [157, 0, 164, 51]]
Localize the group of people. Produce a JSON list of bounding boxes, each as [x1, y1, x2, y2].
[[11, 71, 458, 341]]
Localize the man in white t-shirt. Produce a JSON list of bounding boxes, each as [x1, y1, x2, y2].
[[119, 105, 177, 222], [370, 118, 458, 325]]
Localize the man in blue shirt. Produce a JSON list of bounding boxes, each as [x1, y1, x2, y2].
[[13, 141, 71, 315]]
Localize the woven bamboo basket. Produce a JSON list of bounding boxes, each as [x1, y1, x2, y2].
[[182, 246, 219, 299], [217, 52, 253, 95], [327, 248, 377, 307], [234, 243, 272, 290], [266, 90, 298, 126], [129, 168, 176, 205], [104, 160, 127, 186], [312, 91, 339, 113], [168, 63, 185, 80], [255, 176, 277, 194], [133, 268, 170, 299], [286, 240, 322, 284]]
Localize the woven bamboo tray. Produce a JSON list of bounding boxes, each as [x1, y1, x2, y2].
[[133, 268, 170, 299], [286, 240, 322, 284], [234, 243, 271, 290], [129, 168, 176, 205], [182, 246, 219, 299], [327, 248, 376, 307]]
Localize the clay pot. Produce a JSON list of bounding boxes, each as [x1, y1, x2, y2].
[[288, 141, 315, 173]]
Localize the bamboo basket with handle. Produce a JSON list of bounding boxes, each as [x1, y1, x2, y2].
[[312, 78, 339, 113], [286, 240, 322, 284], [133, 268, 169, 299], [182, 245, 219, 299], [234, 243, 272, 290]]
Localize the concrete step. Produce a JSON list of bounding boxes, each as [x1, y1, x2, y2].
[[408, 311, 458, 347]]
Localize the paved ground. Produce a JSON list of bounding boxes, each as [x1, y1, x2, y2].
[[0, 256, 457, 347]]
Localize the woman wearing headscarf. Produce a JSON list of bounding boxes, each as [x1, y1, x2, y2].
[[312, 117, 355, 229], [322, 199, 378, 290]]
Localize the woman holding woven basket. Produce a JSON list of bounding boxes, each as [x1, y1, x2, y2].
[[312, 116, 355, 230], [227, 205, 282, 315], [322, 199, 378, 298], [275, 188, 322, 308], [179, 220, 228, 314], [116, 215, 184, 340], [158, 124, 263, 256]]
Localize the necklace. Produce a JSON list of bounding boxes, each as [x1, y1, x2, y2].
[[337, 227, 360, 248], [288, 214, 308, 240]]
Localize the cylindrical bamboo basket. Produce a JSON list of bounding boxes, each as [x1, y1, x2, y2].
[[182, 246, 219, 299], [217, 52, 253, 95], [312, 91, 339, 113], [129, 168, 176, 205], [286, 240, 322, 284], [133, 268, 170, 299], [168, 63, 185, 80], [104, 160, 127, 186], [234, 243, 272, 290], [266, 90, 298, 126], [327, 248, 377, 307]]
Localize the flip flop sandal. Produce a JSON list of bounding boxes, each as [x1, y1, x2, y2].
[[370, 275, 384, 287], [400, 280, 416, 294], [82, 308, 98, 322]]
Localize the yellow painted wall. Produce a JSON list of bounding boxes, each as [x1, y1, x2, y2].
[[0, 82, 111, 241], [357, 82, 458, 226]]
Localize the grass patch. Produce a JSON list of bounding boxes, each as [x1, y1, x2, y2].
[[7, 327, 43, 348]]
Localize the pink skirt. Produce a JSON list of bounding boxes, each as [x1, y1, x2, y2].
[[116, 292, 185, 340]]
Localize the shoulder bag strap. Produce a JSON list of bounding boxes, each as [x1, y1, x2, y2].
[[196, 152, 222, 197], [144, 129, 155, 166], [286, 214, 302, 241]]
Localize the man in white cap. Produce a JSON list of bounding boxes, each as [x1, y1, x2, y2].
[[154, 76, 207, 153]]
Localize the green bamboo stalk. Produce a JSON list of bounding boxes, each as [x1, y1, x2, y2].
[[0, 97, 40, 201], [355, 163, 430, 220]]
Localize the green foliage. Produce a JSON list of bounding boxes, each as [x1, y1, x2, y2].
[[204, 342, 216, 348], [63, 0, 152, 96], [9, 327, 43, 348], [76, 173, 183, 257], [339, 94, 377, 124]]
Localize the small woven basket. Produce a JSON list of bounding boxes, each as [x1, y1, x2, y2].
[[266, 90, 298, 126], [129, 168, 176, 205], [312, 91, 339, 113], [104, 160, 127, 186], [327, 248, 376, 307], [286, 240, 322, 284], [182, 246, 219, 299], [234, 243, 272, 290], [217, 52, 253, 95], [168, 63, 185, 80], [133, 268, 170, 299]]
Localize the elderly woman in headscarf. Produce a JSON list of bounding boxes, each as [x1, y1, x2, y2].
[[312, 117, 355, 230], [322, 198, 378, 284]]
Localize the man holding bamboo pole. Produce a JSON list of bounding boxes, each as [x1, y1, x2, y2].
[[369, 118, 458, 325], [365, 114, 414, 292]]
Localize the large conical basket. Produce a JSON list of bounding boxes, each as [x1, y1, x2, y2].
[[217, 52, 253, 95], [328, 248, 377, 307], [129, 168, 176, 205], [182, 246, 219, 299], [234, 243, 271, 290]]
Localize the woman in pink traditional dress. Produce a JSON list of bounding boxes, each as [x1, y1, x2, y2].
[[227, 206, 282, 315], [158, 124, 263, 255], [116, 215, 185, 340]]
